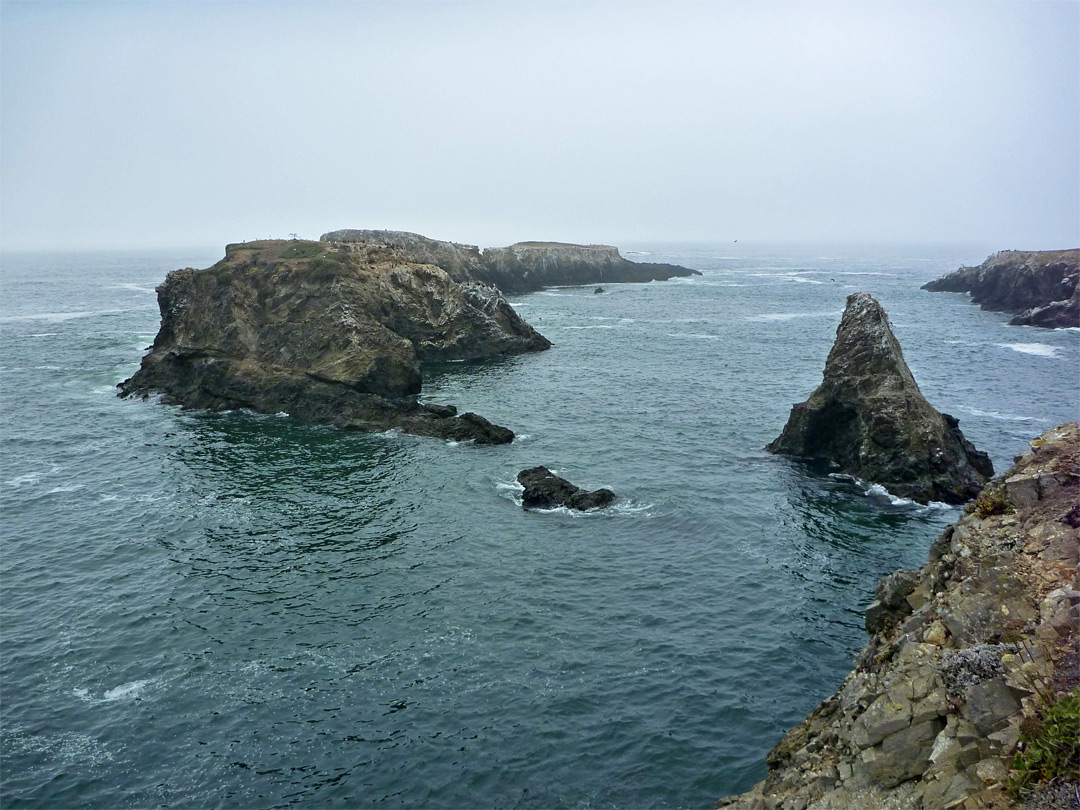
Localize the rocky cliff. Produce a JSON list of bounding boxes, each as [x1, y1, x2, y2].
[[118, 239, 550, 442], [922, 250, 1079, 329], [720, 422, 1080, 810], [319, 229, 700, 295], [766, 293, 993, 505]]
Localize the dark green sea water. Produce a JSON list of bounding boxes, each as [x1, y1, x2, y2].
[[2, 244, 1077, 808]]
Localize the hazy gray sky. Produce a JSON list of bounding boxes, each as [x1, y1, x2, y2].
[[2, 0, 1077, 250]]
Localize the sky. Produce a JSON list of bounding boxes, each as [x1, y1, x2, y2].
[[1, 0, 1077, 251]]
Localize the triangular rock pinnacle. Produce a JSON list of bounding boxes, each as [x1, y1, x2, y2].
[[766, 293, 993, 504]]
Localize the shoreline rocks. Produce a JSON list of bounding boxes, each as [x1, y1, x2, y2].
[[320, 229, 700, 295], [118, 239, 549, 442], [922, 249, 1079, 329], [517, 466, 616, 510], [720, 422, 1080, 810], [766, 293, 993, 505]]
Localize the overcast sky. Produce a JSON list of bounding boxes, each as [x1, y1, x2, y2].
[[1, 0, 1077, 251]]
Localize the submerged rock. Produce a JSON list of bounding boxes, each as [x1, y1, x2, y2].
[[766, 293, 992, 504], [922, 249, 1079, 329], [516, 466, 616, 511], [320, 229, 700, 295], [118, 239, 550, 442], [719, 422, 1080, 810]]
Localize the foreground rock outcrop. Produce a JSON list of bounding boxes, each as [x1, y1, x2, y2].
[[517, 466, 616, 511], [720, 422, 1080, 810], [766, 293, 993, 504], [119, 239, 549, 442], [320, 229, 700, 295], [922, 250, 1079, 329]]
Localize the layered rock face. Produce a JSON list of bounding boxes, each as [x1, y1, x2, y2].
[[766, 293, 993, 504], [118, 239, 549, 442], [719, 422, 1080, 810], [320, 229, 700, 295], [922, 249, 1079, 329], [516, 466, 616, 511]]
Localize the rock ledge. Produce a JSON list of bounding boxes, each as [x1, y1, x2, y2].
[[720, 422, 1079, 810]]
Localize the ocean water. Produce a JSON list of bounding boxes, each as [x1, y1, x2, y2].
[[1, 243, 1077, 809]]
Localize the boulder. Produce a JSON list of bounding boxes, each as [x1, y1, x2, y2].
[[516, 466, 616, 511], [118, 239, 549, 442], [766, 293, 993, 504]]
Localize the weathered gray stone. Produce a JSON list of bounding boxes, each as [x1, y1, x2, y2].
[[855, 718, 944, 788], [962, 678, 1020, 734], [852, 693, 912, 749]]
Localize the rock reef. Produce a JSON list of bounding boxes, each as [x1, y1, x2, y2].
[[320, 229, 700, 295], [517, 466, 616, 511], [118, 239, 549, 442], [720, 422, 1080, 810], [766, 293, 993, 505], [922, 249, 1079, 329]]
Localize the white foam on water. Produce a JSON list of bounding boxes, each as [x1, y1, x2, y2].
[[106, 282, 157, 293], [666, 333, 721, 340], [46, 484, 84, 495], [72, 679, 154, 704], [746, 311, 841, 323], [961, 407, 1047, 423], [863, 483, 916, 506], [275, 412, 289, 417], [4, 464, 62, 489], [26, 333, 59, 338], [563, 325, 616, 330], [995, 342, 1061, 358], [0, 306, 154, 324], [102, 679, 153, 701]]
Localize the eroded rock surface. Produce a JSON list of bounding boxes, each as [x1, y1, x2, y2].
[[320, 229, 700, 294], [922, 249, 1079, 329], [719, 423, 1080, 810], [118, 239, 549, 442], [766, 293, 993, 504], [517, 466, 616, 511]]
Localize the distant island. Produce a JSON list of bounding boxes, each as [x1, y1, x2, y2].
[[320, 229, 700, 294], [922, 249, 1079, 329], [118, 231, 698, 439]]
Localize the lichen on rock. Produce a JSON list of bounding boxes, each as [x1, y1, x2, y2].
[[766, 292, 993, 505]]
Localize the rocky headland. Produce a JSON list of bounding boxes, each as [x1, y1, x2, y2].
[[721, 422, 1080, 810], [320, 229, 700, 295], [118, 239, 550, 442], [766, 293, 993, 505], [517, 466, 616, 511], [922, 250, 1079, 329]]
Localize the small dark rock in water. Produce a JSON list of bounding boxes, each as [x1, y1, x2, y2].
[[766, 292, 993, 504], [594, 286, 604, 294], [516, 466, 616, 511]]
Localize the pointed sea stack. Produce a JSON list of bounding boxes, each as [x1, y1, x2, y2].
[[766, 293, 993, 504]]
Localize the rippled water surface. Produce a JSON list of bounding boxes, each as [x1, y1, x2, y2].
[[2, 244, 1077, 808]]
